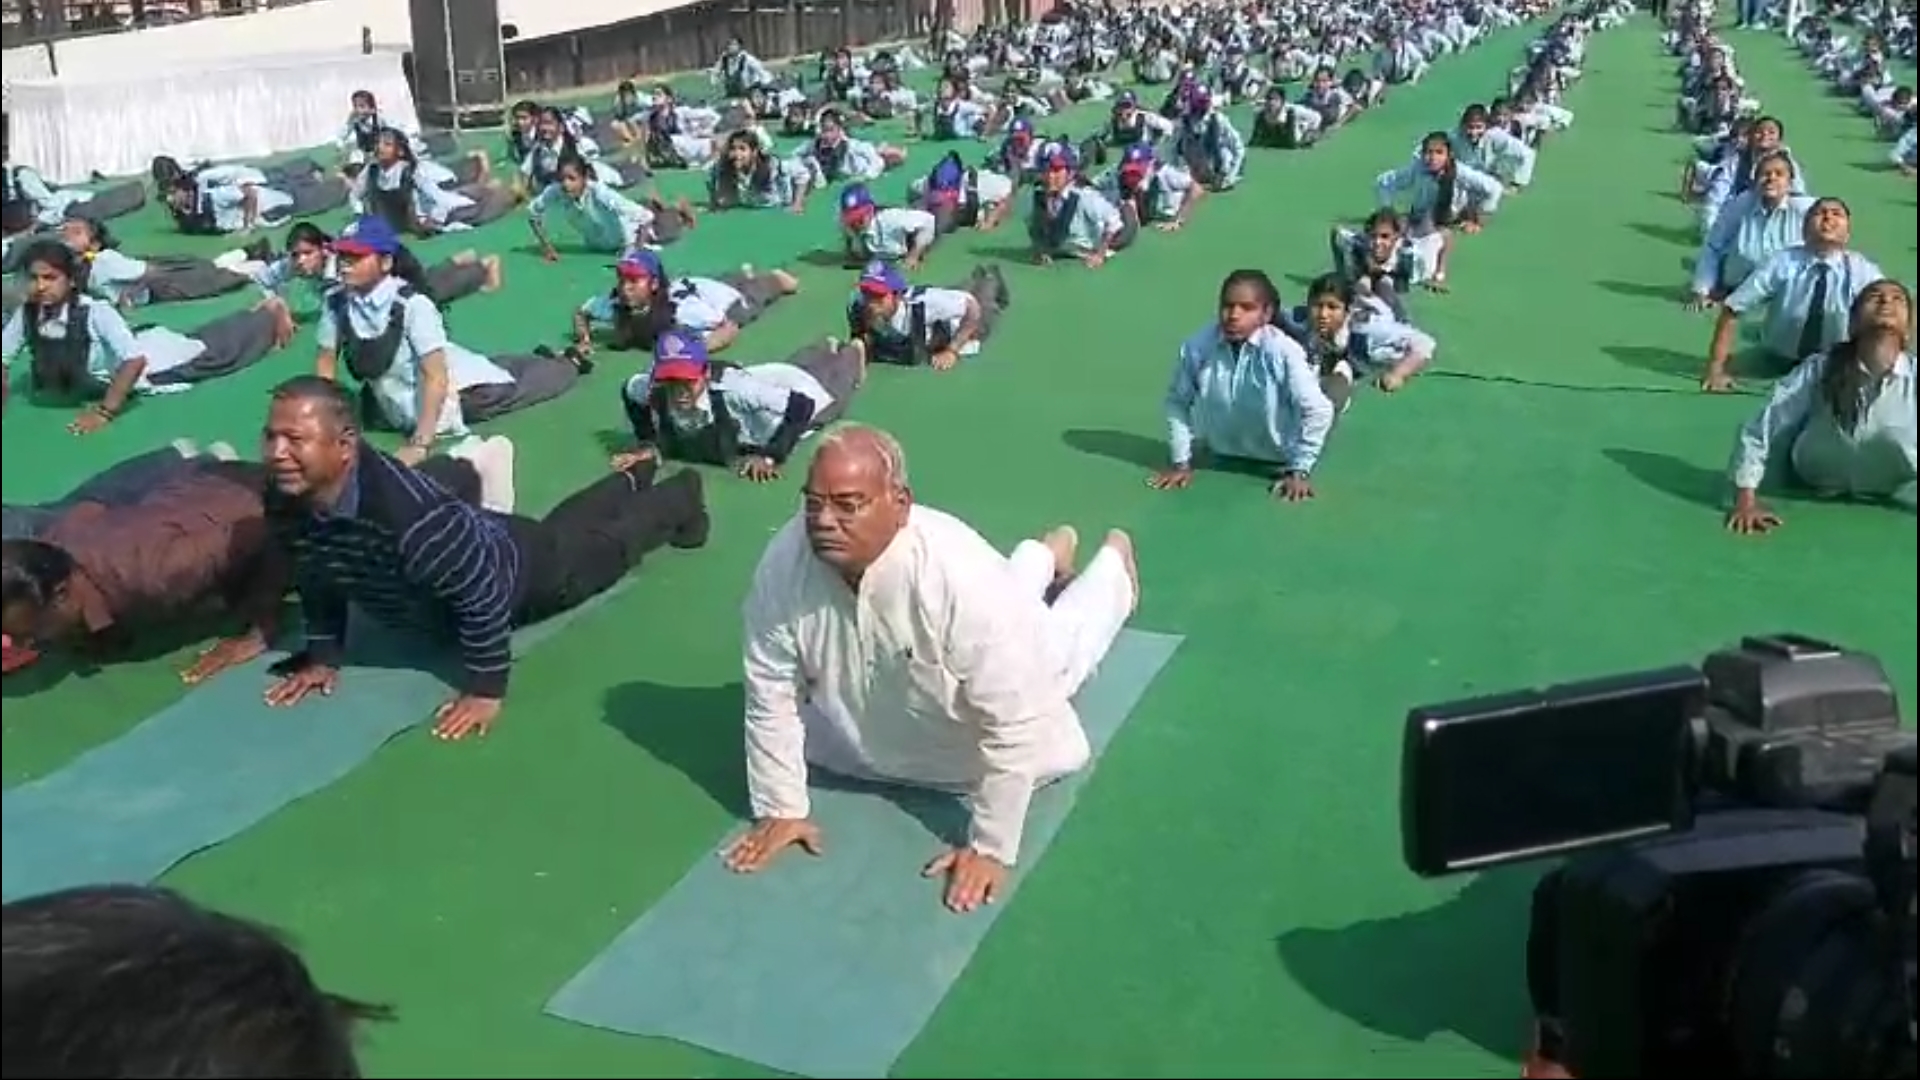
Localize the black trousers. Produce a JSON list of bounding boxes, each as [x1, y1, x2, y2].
[[506, 463, 706, 624]]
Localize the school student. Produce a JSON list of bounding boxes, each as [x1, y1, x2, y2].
[[1686, 150, 1814, 306], [838, 183, 940, 267], [1099, 143, 1204, 232], [1701, 197, 1884, 391], [351, 128, 516, 236], [1150, 269, 1336, 501], [1280, 273, 1437, 408], [1328, 209, 1436, 318], [2, 242, 281, 432], [60, 217, 256, 308], [252, 222, 500, 342], [706, 130, 805, 211], [1372, 132, 1506, 288], [528, 152, 695, 258], [313, 217, 587, 459], [570, 249, 799, 355], [844, 260, 1008, 370], [3, 161, 145, 226], [1724, 279, 1915, 533], [612, 328, 863, 481], [1027, 143, 1128, 267], [159, 163, 348, 236]]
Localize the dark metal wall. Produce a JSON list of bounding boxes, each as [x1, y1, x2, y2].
[[500, 0, 930, 97]]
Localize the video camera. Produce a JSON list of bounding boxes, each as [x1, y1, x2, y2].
[[1400, 634, 1916, 1079]]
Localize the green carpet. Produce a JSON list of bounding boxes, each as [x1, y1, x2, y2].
[[3, 22, 1914, 1078]]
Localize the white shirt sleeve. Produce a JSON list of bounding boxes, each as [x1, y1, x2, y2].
[[742, 523, 813, 820]]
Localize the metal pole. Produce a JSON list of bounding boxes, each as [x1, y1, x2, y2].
[[438, 0, 458, 132]]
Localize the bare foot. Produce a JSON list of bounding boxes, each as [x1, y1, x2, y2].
[[468, 149, 492, 183], [676, 195, 699, 227], [1041, 525, 1079, 580], [770, 268, 801, 294], [1103, 529, 1139, 612], [480, 254, 504, 291]]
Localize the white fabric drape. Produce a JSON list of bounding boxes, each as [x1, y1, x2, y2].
[[8, 49, 418, 185]]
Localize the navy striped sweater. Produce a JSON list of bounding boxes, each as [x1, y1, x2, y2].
[[268, 443, 522, 698]]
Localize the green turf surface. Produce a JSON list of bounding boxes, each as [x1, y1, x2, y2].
[[3, 20, 1915, 1078]]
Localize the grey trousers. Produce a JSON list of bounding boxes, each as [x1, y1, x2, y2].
[[460, 354, 582, 423]]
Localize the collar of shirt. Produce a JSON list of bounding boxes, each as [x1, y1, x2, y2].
[[314, 457, 364, 520], [347, 275, 406, 320]]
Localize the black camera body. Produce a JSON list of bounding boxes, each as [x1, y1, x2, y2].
[[1401, 635, 1917, 1079]]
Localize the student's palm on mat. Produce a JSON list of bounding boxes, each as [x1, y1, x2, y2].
[[180, 632, 266, 685], [724, 818, 824, 872], [432, 694, 502, 740]]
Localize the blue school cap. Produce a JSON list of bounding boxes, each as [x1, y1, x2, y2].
[[929, 154, 966, 191], [616, 249, 664, 279], [856, 260, 907, 296], [332, 214, 400, 256], [839, 183, 876, 219], [651, 329, 710, 381]]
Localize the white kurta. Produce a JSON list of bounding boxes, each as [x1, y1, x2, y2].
[[741, 506, 1134, 864]]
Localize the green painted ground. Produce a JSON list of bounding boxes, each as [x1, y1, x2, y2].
[[2, 21, 1914, 1078]]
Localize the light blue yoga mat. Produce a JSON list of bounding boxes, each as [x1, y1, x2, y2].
[[1, 588, 626, 903], [546, 629, 1183, 1079]]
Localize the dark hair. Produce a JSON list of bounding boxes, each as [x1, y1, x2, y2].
[[1820, 279, 1910, 433], [1218, 268, 1280, 312], [0, 538, 77, 616], [285, 221, 332, 250], [1, 884, 390, 1078], [1304, 272, 1353, 307], [270, 375, 360, 436]]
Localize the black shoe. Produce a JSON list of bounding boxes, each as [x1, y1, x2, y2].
[[666, 470, 710, 550]]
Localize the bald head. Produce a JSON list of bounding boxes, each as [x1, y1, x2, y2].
[[802, 425, 912, 581]]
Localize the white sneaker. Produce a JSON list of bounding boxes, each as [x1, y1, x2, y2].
[[483, 436, 517, 515], [205, 441, 238, 461], [170, 438, 200, 458]]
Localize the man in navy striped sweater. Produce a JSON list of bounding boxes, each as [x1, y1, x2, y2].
[[258, 376, 707, 739]]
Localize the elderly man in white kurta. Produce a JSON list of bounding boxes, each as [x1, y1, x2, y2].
[[725, 425, 1140, 912]]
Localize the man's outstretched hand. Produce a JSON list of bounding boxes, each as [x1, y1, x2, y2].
[[923, 847, 1009, 913], [724, 817, 825, 872]]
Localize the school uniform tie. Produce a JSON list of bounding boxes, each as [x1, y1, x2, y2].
[[1797, 262, 1831, 361]]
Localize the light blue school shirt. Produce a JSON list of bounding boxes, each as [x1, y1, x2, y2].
[[529, 180, 651, 252], [1730, 350, 1915, 497], [1893, 127, 1916, 168], [353, 160, 471, 226], [0, 295, 208, 390], [1691, 191, 1815, 295], [314, 277, 511, 435], [82, 248, 153, 307], [855, 284, 979, 353], [1376, 42, 1429, 80], [1446, 126, 1536, 186], [1098, 163, 1196, 221], [705, 157, 800, 208], [1374, 161, 1505, 220], [6, 164, 88, 227], [856, 207, 938, 259], [1165, 323, 1335, 473], [713, 50, 774, 93], [1723, 245, 1883, 360], [252, 252, 340, 321], [582, 275, 744, 334], [1699, 147, 1808, 231], [1174, 111, 1247, 185], [1031, 184, 1126, 256]]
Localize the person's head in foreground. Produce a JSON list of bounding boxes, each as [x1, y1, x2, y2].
[[803, 424, 913, 583], [262, 375, 362, 503], [2, 884, 389, 1078]]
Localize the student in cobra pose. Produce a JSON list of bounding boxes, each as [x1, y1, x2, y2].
[[843, 260, 1008, 371], [313, 216, 589, 460], [569, 249, 800, 356], [158, 162, 349, 237], [838, 183, 940, 268], [252, 221, 500, 345], [351, 128, 517, 237], [1099, 143, 1204, 234], [704, 131, 802, 212], [528, 152, 696, 258], [611, 328, 864, 482], [2, 242, 283, 433], [1026, 143, 1129, 268], [61, 217, 258, 308], [1148, 269, 1336, 502], [1371, 131, 1505, 291], [1279, 273, 1437, 408], [1723, 278, 1915, 533], [1328, 208, 1436, 316]]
